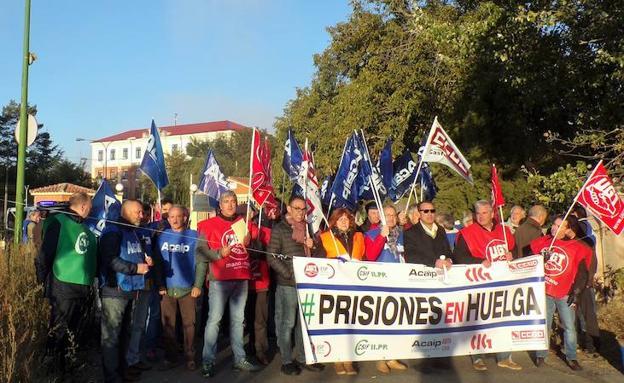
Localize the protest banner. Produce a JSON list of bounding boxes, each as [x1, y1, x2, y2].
[[294, 256, 547, 363]]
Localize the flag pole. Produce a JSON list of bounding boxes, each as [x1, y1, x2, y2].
[[245, 128, 257, 236], [303, 138, 311, 239], [548, 160, 602, 250], [493, 164, 509, 251], [404, 119, 435, 216], [358, 130, 386, 226]]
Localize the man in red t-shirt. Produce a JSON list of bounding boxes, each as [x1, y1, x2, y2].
[[530, 215, 589, 371], [196, 191, 262, 377], [452, 200, 520, 371]]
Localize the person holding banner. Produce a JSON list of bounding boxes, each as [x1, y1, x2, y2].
[[36, 192, 96, 376], [452, 200, 521, 371], [403, 201, 453, 268], [530, 215, 590, 371], [363, 205, 408, 373], [266, 195, 325, 375], [196, 191, 262, 377], [316, 208, 364, 375]]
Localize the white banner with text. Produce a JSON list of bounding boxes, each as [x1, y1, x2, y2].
[[294, 256, 547, 363]]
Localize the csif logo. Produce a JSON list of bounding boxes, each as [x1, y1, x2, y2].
[[354, 339, 388, 356], [357, 266, 387, 281]]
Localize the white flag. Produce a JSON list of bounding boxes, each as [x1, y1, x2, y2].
[[297, 148, 324, 234], [421, 117, 473, 183]]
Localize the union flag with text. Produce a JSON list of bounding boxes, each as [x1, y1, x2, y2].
[[576, 161, 624, 235]]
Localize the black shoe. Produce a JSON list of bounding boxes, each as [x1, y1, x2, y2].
[[281, 363, 302, 375], [298, 361, 324, 372], [129, 361, 152, 371], [566, 359, 582, 371], [535, 357, 545, 367], [201, 362, 215, 377]]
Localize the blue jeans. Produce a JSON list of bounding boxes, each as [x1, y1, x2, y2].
[[126, 290, 151, 366], [101, 296, 134, 383], [144, 288, 162, 350], [202, 280, 248, 364], [537, 295, 577, 361], [275, 285, 304, 364]]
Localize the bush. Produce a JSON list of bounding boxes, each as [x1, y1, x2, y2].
[[0, 244, 50, 382]]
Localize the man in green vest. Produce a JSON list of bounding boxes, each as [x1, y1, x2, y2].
[[36, 192, 96, 375]]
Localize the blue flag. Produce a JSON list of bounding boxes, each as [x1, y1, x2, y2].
[[379, 138, 393, 192], [355, 132, 389, 202], [420, 162, 438, 201], [86, 180, 121, 237], [320, 174, 334, 206], [282, 128, 303, 181], [198, 150, 233, 208], [140, 120, 169, 190], [330, 133, 362, 211], [388, 149, 418, 202]]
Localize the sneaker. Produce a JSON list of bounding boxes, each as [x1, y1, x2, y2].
[[376, 361, 390, 374], [233, 359, 262, 372], [566, 359, 582, 371], [298, 362, 325, 372], [334, 363, 346, 375], [343, 362, 357, 375], [201, 362, 215, 378], [472, 359, 487, 371], [386, 360, 407, 371], [497, 358, 522, 371], [281, 363, 301, 376]]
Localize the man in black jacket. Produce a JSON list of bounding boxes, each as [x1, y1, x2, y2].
[[99, 200, 153, 383], [404, 201, 453, 268], [266, 196, 323, 376], [513, 205, 547, 258], [36, 192, 96, 375]]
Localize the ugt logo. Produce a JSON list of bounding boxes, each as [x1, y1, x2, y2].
[[470, 334, 492, 350], [544, 246, 569, 277], [583, 175, 622, 218], [485, 239, 508, 262]]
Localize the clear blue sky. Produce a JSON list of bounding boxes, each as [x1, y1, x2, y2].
[[0, 0, 352, 164]]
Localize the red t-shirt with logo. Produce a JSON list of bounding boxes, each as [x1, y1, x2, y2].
[[530, 236, 591, 299], [457, 223, 515, 262], [197, 215, 256, 281]]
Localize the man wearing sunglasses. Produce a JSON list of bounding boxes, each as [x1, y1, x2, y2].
[[403, 201, 453, 268]]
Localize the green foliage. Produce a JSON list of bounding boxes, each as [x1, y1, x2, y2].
[[272, 0, 623, 209], [525, 161, 590, 213]]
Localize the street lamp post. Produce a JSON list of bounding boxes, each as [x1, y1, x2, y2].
[[13, 0, 33, 243], [76, 138, 112, 180]]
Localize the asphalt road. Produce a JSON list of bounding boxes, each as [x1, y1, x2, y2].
[[136, 346, 622, 383]]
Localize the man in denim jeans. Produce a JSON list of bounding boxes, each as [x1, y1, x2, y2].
[[99, 200, 153, 382], [267, 196, 324, 375], [196, 191, 262, 377], [530, 215, 590, 371]]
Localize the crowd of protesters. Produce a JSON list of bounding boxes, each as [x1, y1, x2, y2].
[[28, 189, 601, 382]]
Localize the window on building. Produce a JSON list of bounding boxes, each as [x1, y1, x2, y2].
[[135, 147, 142, 159], [172, 144, 179, 152], [122, 148, 128, 160], [110, 149, 116, 161], [98, 150, 103, 162]]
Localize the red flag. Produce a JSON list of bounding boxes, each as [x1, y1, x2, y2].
[[251, 130, 278, 211], [491, 164, 506, 209], [576, 161, 624, 235]]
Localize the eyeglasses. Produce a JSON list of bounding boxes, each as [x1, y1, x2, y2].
[[419, 209, 436, 214], [290, 206, 306, 212]]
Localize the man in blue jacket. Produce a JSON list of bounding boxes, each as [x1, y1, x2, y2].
[[99, 199, 152, 383]]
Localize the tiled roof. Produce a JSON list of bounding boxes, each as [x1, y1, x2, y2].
[[30, 183, 95, 195], [93, 120, 249, 143]]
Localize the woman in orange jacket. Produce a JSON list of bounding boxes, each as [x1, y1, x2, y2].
[[315, 208, 364, 375]]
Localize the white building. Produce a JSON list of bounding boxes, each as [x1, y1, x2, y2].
[[88, 120, 249, 198]]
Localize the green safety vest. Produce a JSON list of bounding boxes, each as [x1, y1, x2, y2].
[[51, 214, 97, 285]]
